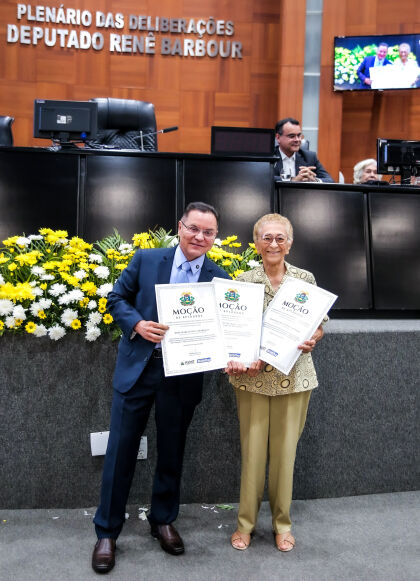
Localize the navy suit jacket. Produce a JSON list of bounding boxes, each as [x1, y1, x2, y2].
[[107, 246, 230, 393], [274, 148, 334, 183], [357, 55, 392, 86]]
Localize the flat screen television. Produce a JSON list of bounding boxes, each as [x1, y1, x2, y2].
[[33, 99, 98, 146], [211, 126, 275, 157], [334, 34, 420, 91]]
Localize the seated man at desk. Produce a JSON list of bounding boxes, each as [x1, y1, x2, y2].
[[274, 118, 334, 183]]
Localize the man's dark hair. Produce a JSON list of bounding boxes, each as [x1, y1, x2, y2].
[[378, 42, 388, 49], [183, 202, 219, 226], [275, 118, 300, 135]]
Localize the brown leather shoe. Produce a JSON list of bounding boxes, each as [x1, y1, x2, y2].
[[150, 523, 185, 555], [92, 538, 116, 573]]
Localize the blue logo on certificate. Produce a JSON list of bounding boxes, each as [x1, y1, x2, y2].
[[197, 357, 211, 363], [294, 291, 309, 304], [229, 353, 241, 358], [225, 288, 240, 302], [266, 349, 278, 357], [180, 291, 195, 306]]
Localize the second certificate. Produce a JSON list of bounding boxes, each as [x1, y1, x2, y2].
[[155, 282, 226, 377], [213, 277, 265, 366]]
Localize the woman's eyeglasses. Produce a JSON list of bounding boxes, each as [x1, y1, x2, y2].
[[260, 235, 288, 245]]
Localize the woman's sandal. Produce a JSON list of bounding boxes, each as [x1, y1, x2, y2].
[[230, 531, 252, 551], [274, 532, 295, 552]]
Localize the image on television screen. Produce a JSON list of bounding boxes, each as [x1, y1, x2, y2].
[[334, 34, 420, 91]]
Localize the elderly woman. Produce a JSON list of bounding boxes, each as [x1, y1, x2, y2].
[[394, 43, 420, 87], [353, 158, 379, 184], [226, 213, 325, 553]]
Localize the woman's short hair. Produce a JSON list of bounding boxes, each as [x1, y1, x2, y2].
[[399, 42, 411, 53], [253, 213, 293, 243], [353, 158, 377, 184]]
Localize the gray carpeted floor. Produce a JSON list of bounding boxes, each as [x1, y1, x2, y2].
[[1, 491, 419, 581]]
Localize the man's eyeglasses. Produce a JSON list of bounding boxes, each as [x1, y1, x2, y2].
[[260, 235, 289, 245], [180, 220, 217, 239]]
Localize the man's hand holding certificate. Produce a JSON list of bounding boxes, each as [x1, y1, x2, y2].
[[260, 277, 337, 374]]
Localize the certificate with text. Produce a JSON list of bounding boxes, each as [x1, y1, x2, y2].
[[212, 277, 264, 365], [155, 282, 227, 376], [260, 277, 337, 375]]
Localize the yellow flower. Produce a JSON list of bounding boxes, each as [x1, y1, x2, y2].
[[60, 273, 79, 287], [103, 313, 113, 324], [0, 282, 35, 302], [248, 243, 256, 249], [116, 263, 127, 271], [57, 259, 73, 271], [81, 281, 97, 296], [222, 260, 232, 266], [8, 263, 17, 271], [45, 229, 68, 245], [229, 242, 242, 248], [69, 237, 92, 251], [43, 261, 61, 270], [232, 269, 244, 278], [40, 283, 47, 290], [15, 319, 23, 327], [71, 319, 82, 330], [98, 305, 106, 314], [0, 321, 4, 331], [2, 236, 19, 247], [25, 322, 37, 333], [132, 233, 154, 249], [38, 310, 47, 319], [14, 250, 43, 266], [98, 298, 107, 309], [221, 235, 238, 245], [79, 297, 89, 308], [0, 254, 10, 264]]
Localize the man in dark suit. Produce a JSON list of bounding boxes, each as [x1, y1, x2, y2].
[[274, 118, 334, 183], [92, 202, 230, 573], [357, 43, 392, 88]]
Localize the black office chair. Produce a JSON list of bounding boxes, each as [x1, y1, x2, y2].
[[0, 115, 14, 146], [88, 98, 158, 150]]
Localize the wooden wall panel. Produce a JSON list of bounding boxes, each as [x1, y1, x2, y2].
[[276, 0, 306, 122], [318, 0, 346, 182], [2, 0, 419, 175], [0, 0, 280, 151]]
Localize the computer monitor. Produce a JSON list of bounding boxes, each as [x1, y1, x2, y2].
[[211, 126, 275, 157], [377, 138, 420, 173], [33, 99, 98, 146]]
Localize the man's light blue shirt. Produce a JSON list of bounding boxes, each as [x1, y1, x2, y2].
[[170, 245, 205, 283]]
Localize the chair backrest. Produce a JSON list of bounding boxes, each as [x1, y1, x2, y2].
[[89, 98, 157, 150], [0, 116, 14, 146], [300, 138, 310, 150]]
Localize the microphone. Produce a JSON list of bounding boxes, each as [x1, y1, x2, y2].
[[161, 126, 178, 133], [134, 126, 179, 150]]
